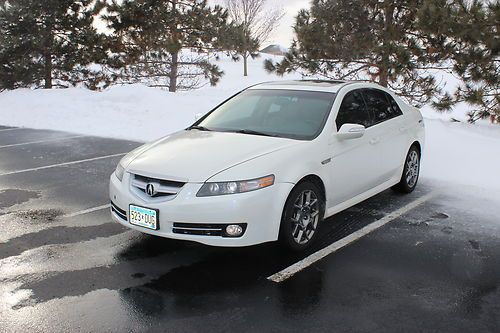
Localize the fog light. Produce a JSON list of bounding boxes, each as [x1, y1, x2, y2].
[[225, 224, 243, 237]]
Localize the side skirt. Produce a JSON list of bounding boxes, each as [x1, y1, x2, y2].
[[325, 176, 400, 219]]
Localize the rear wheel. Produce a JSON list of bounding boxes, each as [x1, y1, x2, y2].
[[279, 182, 325, 251], [392, 145, 420, 193]]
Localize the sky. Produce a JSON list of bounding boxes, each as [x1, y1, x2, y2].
[[213, 0, 311, 48]]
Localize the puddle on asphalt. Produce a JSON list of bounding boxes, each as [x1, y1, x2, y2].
[[0, 188, 40, 210], [116, 235, 189, 261], [408, 210, 450, 227], [16, 208, 64, 222], [431, 212, 450, 219]]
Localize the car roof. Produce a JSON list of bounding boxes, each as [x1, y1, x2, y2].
[[249, 80, 350, 93], [248, 80, 386, 94]]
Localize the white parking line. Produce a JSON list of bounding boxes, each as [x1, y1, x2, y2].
[[62, 204, 111, 218], [0, 135, 86, 149], [0, 127, 22, 132], [0, 153, 126, 176], [267, 191, 438, 283]]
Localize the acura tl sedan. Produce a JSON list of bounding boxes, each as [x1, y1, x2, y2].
[[110, 80, 424, 250]]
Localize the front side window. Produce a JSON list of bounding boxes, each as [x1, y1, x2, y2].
[[336, 90, 372, 130], [197, 89, 336, 140]]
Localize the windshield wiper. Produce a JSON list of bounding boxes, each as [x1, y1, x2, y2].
[[233, 129, 278, 137], [187, 125, 211, 131]]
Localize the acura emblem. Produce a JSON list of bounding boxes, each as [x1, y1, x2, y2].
[[146, 183, 156, 197]]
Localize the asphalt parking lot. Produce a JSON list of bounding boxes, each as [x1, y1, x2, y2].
[[0, 126, 499, 333]]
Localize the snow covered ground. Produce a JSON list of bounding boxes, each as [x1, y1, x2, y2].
[[0, 55, 293, 142], [1, 54, 499, 193]]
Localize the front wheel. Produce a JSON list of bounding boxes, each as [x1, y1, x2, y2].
[[392, 145, 420, 193], [279, 182, 325, 251]]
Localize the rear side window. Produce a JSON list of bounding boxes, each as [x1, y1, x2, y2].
[[385, 92, 403, 117], [363, 89, 396, 124], [336, 90, 372, 130]]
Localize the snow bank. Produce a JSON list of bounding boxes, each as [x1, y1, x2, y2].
[[0, 85, 223, 141], [421, 119, 500, 192], [0, 54, 301, 141], [1, 54, 499, 192]]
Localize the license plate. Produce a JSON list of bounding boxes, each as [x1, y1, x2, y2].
[[129, 204, 158, 230]]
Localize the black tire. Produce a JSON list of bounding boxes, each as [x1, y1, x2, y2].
[[279, 181, 325, 251], [392, 145, 420, 193]]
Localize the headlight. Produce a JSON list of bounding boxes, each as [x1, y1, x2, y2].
[[115, 162, 125, 182], [197, 175, 275, 197], [114, 143, 153, 182]]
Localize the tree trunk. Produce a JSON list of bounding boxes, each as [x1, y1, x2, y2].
[[379, 66, 388, 87], [43, 52, 52, 89], [243, 54, 248, 76], [169, 51, 178, 92], [169, 0, 179, 92], [379, 4, 394, 88]]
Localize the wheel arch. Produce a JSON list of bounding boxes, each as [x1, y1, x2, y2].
[[411, 141, 422, 155], [295, 174, 327, 202], [279, 174, 327, 250]]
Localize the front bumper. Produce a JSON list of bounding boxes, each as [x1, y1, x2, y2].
[[109, 172, 294, 246]]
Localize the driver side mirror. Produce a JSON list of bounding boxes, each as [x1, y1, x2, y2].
[[337, 123, 366, 140]]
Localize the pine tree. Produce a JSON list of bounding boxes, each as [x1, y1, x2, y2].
[[224, 0, 284, 77], [265, 0, 447, 106], [105, 0, 229, 92], [0, 0, 108, 90], [218, 22, 260, 72], [419, 0, 499, 123]]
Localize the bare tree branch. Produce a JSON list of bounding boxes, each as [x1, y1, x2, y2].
[[225, 0, 284, 76]]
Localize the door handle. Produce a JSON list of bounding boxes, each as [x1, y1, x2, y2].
[[399, 126, 407, 132], [369, 138, 380, 145]]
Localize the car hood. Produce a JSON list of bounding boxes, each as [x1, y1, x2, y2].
[[126, 130, 301, 182]]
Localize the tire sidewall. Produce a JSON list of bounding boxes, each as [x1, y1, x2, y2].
[[279, 181, 325, 251], [401, 146, 421, 192]]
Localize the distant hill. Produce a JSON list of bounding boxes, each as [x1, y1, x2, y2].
[[260, 44, 288, 56]]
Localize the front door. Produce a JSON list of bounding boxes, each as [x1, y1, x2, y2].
[[328, 90, 383, 208]]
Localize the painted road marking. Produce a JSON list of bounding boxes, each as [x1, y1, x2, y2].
[[0, 127, 22, 132], [0, 153, 125, 176], [267, 191, 438, 283], [0, 135, 86, 149], [62, 204, 111, 218]]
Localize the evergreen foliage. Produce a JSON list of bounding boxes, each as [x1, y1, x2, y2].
[[265, 0, 446, 106], [419, 0, 499, 123], [224, 0, 283, 76], [104, 0, 229, 92], [0, 0, 497, 111], [0, 0, 108, 90], [218, 22, 260, 69]]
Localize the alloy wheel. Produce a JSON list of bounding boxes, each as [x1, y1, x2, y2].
[[405, 150, 419, 188], [290, 190, 320, 245]]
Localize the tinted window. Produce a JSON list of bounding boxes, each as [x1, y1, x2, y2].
[[363, 89, 394, 124], [385, 92, 403, 117], [198, 89, 336, 140], [336, 90, 371, 130]]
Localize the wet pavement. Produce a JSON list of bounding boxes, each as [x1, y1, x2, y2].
[[0, 126, 499, 332]]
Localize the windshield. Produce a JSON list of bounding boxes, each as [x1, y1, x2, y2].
[[195, 89, 336, 140]]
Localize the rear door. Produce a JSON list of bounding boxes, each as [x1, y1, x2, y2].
[[362, 89, 407, 181]]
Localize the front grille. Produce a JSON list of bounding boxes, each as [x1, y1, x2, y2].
[[172, 222, 247, 237], [131, 174, 186, 200], [111, 201, 127, 221]]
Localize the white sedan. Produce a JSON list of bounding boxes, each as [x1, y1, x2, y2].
[[109, 80, 424, 250]]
